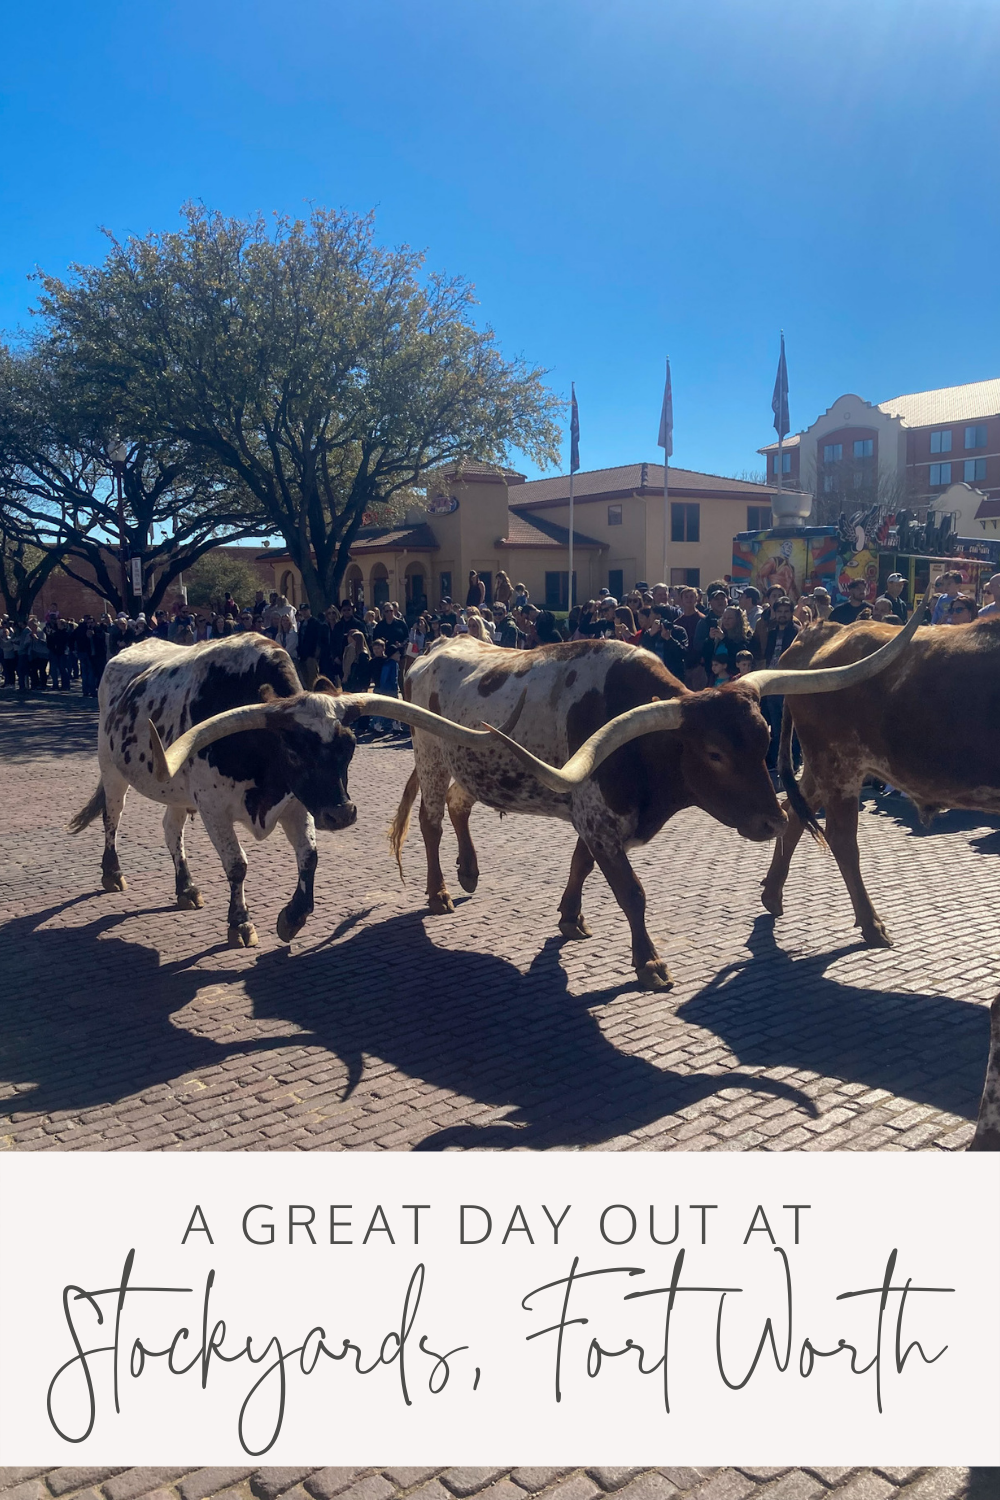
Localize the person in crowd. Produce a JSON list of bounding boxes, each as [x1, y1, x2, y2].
[[739, 586, 763, 629], [758, 597, 799, 769], [945, 595, 978, 623], [637, 608, 687, 678], [928, 572, 963, 624], [368, 639, 403, 736], [829, 578, 870, 624], [793, 597, 816, 627], [251, 591, 268, 622], [47, 616, 72, 689], [108, 613, 131, 655], [2, 621, 18, 688], [809, 586, 833, 620], [512, 582, 530, 611], [236, 608, 256, 632], [674, 587, 705, 674], [735, 649, 755, 677], [75, 615, 107, 697], [497, 606, 524, 649], [272, 612, 298, 656], [295, 603, 321, 685], [613, 606, 640, 643], [480, 607, 499, 643], [535, 609, 564, 644], [223, 591, 238, 617], [406, 612, 429, 664], [373, 600, 409, 652], [691, 581, 730, 665], [704, 604, 754, 682], [871, 596, 895, 621], [466, 570, 486, 608], [882, 573, 910, 622], [976, 573, 1000, 618], [493, 570, 513, 610]]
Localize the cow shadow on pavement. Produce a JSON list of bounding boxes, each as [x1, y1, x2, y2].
[[243, 913, 818, 1149], [678, 914, 989, 1122], [0, 899, 299, 1121]]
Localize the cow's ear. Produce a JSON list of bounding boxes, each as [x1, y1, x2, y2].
[[259, 683, 279, 702], [311, 676, 340, 696]]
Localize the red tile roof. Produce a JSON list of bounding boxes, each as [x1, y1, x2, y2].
[[510, 462, 786, 510], [350, 522, 439, 553], [500, 511, 605, 549]]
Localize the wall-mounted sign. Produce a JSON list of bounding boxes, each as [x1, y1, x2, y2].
[[130, 556, 142, 593], [427, 493, 459, 515]]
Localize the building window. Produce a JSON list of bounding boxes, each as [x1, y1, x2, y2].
[[966, 425, 988, 449], [608, 569, 624, 600], [853, 438, 874, 458], [670, 567, 700, 587], [823, 442, 842, 462], [929, 463, 951, 486], [671, 501, 700, 543], [545, 571, 577, 610], [823, 475, 836, 493], [747, 506, 772, 531], [965, 458, 988, 483], [772, 452, 791, 473], [607, 503, 623, 526], [930, 430, 952, 453]]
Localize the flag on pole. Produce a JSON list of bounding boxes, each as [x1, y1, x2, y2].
[[657, 358, 673, 457], [570, 383, 580, 473], [771, 332, 790, 439]]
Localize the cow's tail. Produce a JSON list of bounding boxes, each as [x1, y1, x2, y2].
[[68, 780, 106, 834], [388, 768, 420, 882], [777, 705, 826, 848]]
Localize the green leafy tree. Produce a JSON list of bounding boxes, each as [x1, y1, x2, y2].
[[35, 205, 562, 612], [0, 342, 264, 616], [184, 549, 266, 611]]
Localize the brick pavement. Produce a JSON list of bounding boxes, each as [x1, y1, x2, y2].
[[0, 1467, 994, 1500], [0, 691, 995, 1152]]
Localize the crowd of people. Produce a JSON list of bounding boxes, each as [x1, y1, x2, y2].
[[5, 564, 998, 754]]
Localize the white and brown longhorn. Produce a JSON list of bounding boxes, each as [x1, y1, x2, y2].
[[392, 606, 922, 989], [69, 635, 517, 948]]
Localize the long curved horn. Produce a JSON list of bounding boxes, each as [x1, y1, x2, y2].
[[337, 689, 527, 744], [148, 703, 275, 783], [744, 596, 924, 697], [485, 697, 685, 794]]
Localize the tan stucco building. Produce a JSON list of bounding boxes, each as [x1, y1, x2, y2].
[[273, 460, 795, 614]]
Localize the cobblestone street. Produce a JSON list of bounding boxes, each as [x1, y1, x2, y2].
[[0, 692, 995, 1152], [0, 1464, 994, 1500]]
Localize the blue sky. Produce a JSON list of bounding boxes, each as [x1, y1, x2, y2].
[[2, 0, 999, 482]]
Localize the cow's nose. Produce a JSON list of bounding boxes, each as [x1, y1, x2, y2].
[[320, 802, 357, 831]]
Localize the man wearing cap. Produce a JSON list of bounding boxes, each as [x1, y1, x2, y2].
[[884, 573, 910, 623], [691, 581, 730, 659]]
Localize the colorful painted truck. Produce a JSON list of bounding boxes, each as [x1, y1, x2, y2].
[[732, 525, 997, 606]]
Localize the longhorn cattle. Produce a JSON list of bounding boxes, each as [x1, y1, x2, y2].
[[761, 612, 1000, 947], [391, 610, 921, 990], [69, 635, 504, 947]]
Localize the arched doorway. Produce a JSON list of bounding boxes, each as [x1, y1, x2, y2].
[[369, 563, 390, 608], [279, 569, 298, 605], [344, 565, 364, 608], [405, 562, 427, 622]]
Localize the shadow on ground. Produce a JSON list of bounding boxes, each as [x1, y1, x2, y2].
[[2, 897, 988, 1147], [862, 789, 1000, 853], [0, 692, 99, 759], [677, 914, 988, 1123]]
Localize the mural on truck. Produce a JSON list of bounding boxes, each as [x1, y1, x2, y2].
[[732, 526, 879, 605]]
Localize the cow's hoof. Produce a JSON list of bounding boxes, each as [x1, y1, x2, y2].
[[101, 872, 127, 893], [636, 959, 674, 991], [176, 889, 203, 910], [760, 886, 783, 917], [276, 907, 307, 944], [861, 922, 893, 948], [457, 868, 479, 893], [228, 922, 258, 948], [558, 916, 592, 940], [427, 893, 455, 915]]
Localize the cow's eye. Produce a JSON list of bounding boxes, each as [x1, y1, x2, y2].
[[707, 750, 724, 764]]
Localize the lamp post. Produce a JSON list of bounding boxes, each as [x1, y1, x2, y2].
[[107, 439, 129, 613]]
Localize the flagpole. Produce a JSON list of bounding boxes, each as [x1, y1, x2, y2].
[[568, 466, 575, 613], [662, 453, 669, 587], [776, 329, 784, 511]]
